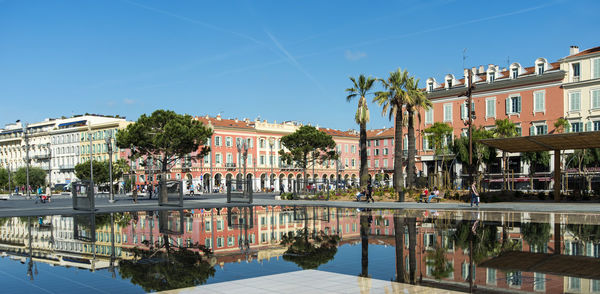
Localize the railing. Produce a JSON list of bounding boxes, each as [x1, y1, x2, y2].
[[59, 164, 75, 170], [572, 76, 580, 82], [225, 162, 236, 168]]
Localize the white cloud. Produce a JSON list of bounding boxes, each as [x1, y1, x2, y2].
[[123, 98, 136, 105], [344, 50, 367, 61]]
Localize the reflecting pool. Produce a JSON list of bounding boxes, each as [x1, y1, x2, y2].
[[1, 207, 599, 293]]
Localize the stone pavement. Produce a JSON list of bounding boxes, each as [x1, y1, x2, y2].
[[1, 191, 600, 218]]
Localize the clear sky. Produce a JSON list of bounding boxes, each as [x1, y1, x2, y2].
[[1, 0, 598, 131]]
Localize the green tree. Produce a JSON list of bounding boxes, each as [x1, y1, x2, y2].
[[279, 125, 337, 184], [405, 77, 432, 188], [553, 117, 570, 134], [346, 74, 376, 187], [374, 69, 410, 201], [424, 122, 453, 188], [521, 223, 551, 250], [0, 168, 11, 191], [116, 110, 212, 202], [452, 126, 496, 187], [494, 118, 518, 189], [566, 148, 600, 192], [14, 167, 46, 188], [425, 247, 454, 281], [119, 239, 215, 292], [522, 151, 550, 192], [280, 229, 339, 270]]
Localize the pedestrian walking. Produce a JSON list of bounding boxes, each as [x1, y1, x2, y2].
[[45, 185, 52, 203], [366, 182, 374, 203], [470, 182, 479, 207], [132, 186, 138, 204]]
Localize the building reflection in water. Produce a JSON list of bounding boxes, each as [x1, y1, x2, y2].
[[1, 208, 600, 293]]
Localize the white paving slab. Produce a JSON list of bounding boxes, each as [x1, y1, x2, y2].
[[159, 270, 464, 294]]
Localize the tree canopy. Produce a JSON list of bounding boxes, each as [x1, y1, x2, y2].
[[0, 168, 10, 190], [424, 122, 453, 156], [13, 167, 46, 187], [116, 110, 212, 173], [281, 229, 340, 270], [279, 125, 337, 179], [452, 126, 496, 184], [75, 159, 129, 184]]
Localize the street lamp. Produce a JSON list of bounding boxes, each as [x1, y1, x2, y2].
[[88, 125, 94, 188], [237, 140, 249, 195], [46, 143, 52, 197], [23, 124, 31, 199], [130, 145, 136, 194], [105, 133, 114, 203], [268, 137, 274, 191]]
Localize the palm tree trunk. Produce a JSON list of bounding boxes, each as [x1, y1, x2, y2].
[[394, 214, 405, 283], [360, 214, 370, 277], [407, 217, 417, 284], [407, 107, 416, 188], [360, 123, 368, 187], [394, 112, 405, 201]]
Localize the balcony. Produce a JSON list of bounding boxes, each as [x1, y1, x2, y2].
[[572, 76, 580, 83], [280, 164, 302, 171], [225, 162, 237, 170], [59, 164, 75, 171]]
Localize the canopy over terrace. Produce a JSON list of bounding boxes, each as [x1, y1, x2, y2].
[[478, 131, 600, 201]]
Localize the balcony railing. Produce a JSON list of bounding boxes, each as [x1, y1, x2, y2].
[[59, 164, 75, 170], [225, 163, 237, 169]]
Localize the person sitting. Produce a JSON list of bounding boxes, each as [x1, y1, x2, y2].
[[356, 190, 366, 202], [419, 188, 429, 203], [427, 187, 439, 203]]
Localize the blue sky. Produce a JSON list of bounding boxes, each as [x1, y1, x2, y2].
[[1, 0, 598, 131]]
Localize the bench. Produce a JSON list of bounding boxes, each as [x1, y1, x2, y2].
[[418, 192, 444, 203]]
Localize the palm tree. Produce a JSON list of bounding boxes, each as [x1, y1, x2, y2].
[[346, 75, 376, 187], [374, 69, 410, 201], [394, 214, 405, 283], [404, 77, 432, 188]]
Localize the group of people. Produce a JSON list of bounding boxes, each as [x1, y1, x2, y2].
[[421, 186, 441, 203]]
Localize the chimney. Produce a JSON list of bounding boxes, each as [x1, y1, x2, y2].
[[234, 118, 238, 123], [471, 67, 477, 74], [570, 45, 579, 55], [216, 114, 222, 121], [478, 65, 484, 73]]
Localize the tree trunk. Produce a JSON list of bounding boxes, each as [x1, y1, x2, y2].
[[394, 112, 405, 201], [360, 123, 368, 187], [160, 157, 168, 203], [407, 217, 417, 284], [360, 214, 370, 277], [407, 107, 416, 188], [394, 214, 405, 283]]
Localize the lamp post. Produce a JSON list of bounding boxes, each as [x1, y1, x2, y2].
[[268, 138, 275, 190], [105, 133, 114, 203], [46, 143, 51, 197], [23, 124, 31, 199], [237, 140, 248, 195], [88, 125, 94, 187], [130, 146, 136, 194], [8, 165, 11, 196]]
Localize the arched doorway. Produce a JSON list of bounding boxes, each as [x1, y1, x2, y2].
[[203, 173, 210, 192], [236, 173, 243, 191], [260, 173, 266, 190], [279, 174, 285, 192], [287, 174, 294, 192], [214, 174, 222, 192]]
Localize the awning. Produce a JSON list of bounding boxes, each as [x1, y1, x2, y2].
[[479, 131, 600, 152]]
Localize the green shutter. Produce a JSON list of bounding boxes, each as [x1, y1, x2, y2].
[[517, 97, 522, 113], [506, 98, 511, 114], [542, 125, 548, 134], [586, 122, 592, 132], [530, 126, 535, 136], [460, 103, 465, 119]]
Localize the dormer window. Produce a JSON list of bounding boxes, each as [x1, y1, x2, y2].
[[511, 68, 518, 79], [488, 72, 495, 83], [428, 82, 434, 92], [537, 63, 545, 75], [447, 80, 452, 88]]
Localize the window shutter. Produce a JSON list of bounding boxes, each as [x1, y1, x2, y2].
[[594, 59, 600, 78], [506, 98, 511, 114], [543, 125, 548, 134], [517, 97, 522, 113], [460, 103, 465, 119], [530, 126, 535, 136], [586, 122, 592, 132], [565, 123, 570, 133]]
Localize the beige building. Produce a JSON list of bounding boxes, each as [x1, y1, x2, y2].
[[560, 45, 600, 132]]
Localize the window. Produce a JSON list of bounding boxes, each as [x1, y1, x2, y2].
[[487, 268, 496, 285], [225, 137, 232, 147], [351, 159, 355, 167], [569, 92, 581, 111], [367, 140, 371, 147], [205, 238, 212, 249], [351, 145, 356, 153], [511, 68, 519, 79], [205, 220, 211, 232], [488, 72, 495, 83], [537, 63, 544, 75], [215, 154, 222, 164], [366, 149, 370, 156], [367, 160, 371, 168], [568, 277, 581, 291], [571, 122, 583, 133], [383, 139, 387, 146], [226, 153, 233, 164], [383, 159, 388, 167], [345, 144, 348, 153], [260, 138, 265, 148], [215, 136, 222, 146], [572, 62, 581, 81], [594, 58, 600, 79], [531, 124, 548, 135], [533, 273, 545, 291], [383, 148, 388, 155], [425, 108, 433, 125], [374, 159, 379, 167], [216, 219, 224, 231], [428, 82, 434, 92], [594, 121, 600, 131], [507, 271, 522, 287], [247, 138, 253, 148], [592, 89, 600, 109], [374, 149, 379, 156], [423, 137, 431, 150], [534, 91, 545, 113], [486, 98, 496, 118], [260, 155, 265, 165], [446, 79, 452, 88], [443, 103, 452, 122], [506, 96, 522, 114], [375, 140, 380, 147], [217, 237, 224, 248]]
